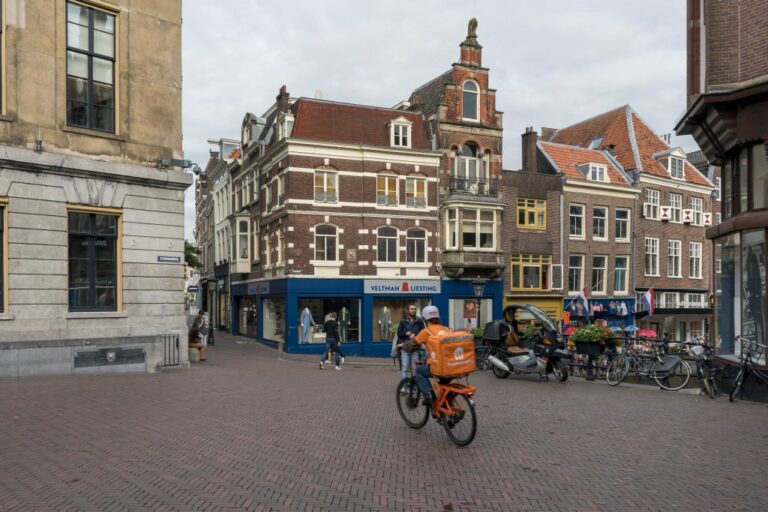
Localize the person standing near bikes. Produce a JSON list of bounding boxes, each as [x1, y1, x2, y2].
[[412, 305, 446, 405], [392, 303, 426, 381], [319, 311, 343, 370]]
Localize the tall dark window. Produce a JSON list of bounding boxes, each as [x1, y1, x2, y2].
[[462, 81, 478, 121], [69, 212, 118, 311], [377, 227, 398, 262], [0, 206, 4, 312], [66, 2, 116, 132], [405, 228, 426, 263]]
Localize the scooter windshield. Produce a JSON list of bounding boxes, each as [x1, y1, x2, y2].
[[520, 305, 559, 333]]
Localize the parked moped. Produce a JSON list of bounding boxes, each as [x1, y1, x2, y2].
[[481, 304, 570, 382]]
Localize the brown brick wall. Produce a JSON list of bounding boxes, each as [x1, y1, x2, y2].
[[704, 0, 768, 89]]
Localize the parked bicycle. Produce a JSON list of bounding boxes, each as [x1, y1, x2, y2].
[[396, 356, 477, 446], [729, 335, 768, 402], [679, 337, 718, 398], [606, 338, 691, 390]]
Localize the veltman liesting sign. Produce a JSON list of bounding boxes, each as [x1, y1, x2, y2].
[[364, 280, 441, 295]]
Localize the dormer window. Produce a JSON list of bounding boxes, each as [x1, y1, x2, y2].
[[669, 157, 684, 179], [389, 117, 412, 148], [588, 164, 607, 182], [462, 80, 479, 121], [278, 114, 294, 140]]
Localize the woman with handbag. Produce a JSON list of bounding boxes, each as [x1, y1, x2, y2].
[[391, 303, 426, 383]]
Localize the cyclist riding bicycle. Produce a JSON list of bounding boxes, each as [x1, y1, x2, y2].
[[412, 305, 446, 405]]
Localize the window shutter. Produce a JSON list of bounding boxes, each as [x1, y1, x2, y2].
[[550, 264, 564, 290]]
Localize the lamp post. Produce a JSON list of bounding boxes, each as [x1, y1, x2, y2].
[[471, 279, 486, 332]]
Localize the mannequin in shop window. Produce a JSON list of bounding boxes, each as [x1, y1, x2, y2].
[[379, 306, 391, 340], [338, 306, 350, 343], [300, 307, 315, 344]]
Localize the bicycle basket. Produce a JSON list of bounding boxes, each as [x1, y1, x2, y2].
[[688, 344, 705, 359], [740, 338, 766, 362]]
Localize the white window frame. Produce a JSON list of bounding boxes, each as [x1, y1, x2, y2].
[[669, 156, 685, 180], [589, 165, 607, 182], [405, 228, 426, 263], [567, 254, 584, 294], [462, 80, 479, 122], [689, 241, 702, 279], [690, 197, 703, 226], [236, 218, 249, 260], [668, 240, 682, 278], [592, 206, 607, 240], [376, 226, 399, 262], [569, 204, 584, 238], [314, 224, 338, 262], [714, 177, 721, 201], [591, 255, 607, 295], [614, 256, 629, 294], [669, 193, 682, 223], [446, 208, 459, 250], [645, 237, 659, 277], [615, 208, 630, 242], [376, 173, 399, 207], [644, 189, 660, 219], [314, 170, 338, 203], [460, 209, 496, 251], [405, 176, 427, 208], [391, 123, 412, 148]]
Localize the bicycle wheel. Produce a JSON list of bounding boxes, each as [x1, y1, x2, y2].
[[654, 358, 691, 391], [606, 355, 630, 386], [396, 377, 429, 429], [551, 359, 568, 382], [475, 347, 490, 371], [701, 364, 717, 399], [729, 366, 747, 402], [442, 393, 477, 446]]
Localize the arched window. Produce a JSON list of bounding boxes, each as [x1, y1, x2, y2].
[[315, 224, 337, 261], [459, 142, 478, 180], [377, 226, 398, 262], [406, 228, 426, 263], [462, 81, 479, 121]]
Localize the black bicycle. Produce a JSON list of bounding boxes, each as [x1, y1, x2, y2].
[[729, 335, 768, 402], [679, 337, 718, 398]]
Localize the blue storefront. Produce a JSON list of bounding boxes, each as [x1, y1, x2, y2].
[[230, 277, 503, 357]]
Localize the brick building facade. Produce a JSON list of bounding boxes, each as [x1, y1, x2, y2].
[[676, 0, 768, 374]]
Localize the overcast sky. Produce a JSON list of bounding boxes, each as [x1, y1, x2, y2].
[[181, 0, 697, 241]]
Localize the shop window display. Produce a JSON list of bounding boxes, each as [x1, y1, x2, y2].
[[372, 298, 432, 341], [263, 298, 285, 342], [716, 233, 740, 357], [298, 298, 361, 343], [742, 230, 766, 363], [239, 297, 258, 338], [449, 298, 492, 332]]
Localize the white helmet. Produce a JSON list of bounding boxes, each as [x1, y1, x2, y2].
[[422, 305, 440, 320]]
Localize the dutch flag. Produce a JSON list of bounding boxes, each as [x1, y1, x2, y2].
[[642, 288, 654, 316]]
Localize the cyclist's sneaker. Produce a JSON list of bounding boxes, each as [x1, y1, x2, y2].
[[323, 359, 331, 364], [335, 365, 342, 371], [422, 391, 435, 406], [399, 385, 409, 396]]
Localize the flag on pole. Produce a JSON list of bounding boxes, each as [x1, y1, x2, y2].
[[642, 288, 654, 316]]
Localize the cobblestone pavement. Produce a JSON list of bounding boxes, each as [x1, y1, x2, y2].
[[2, 333, 767, 512]]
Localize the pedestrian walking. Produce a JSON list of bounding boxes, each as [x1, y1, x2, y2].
[[391, 303, 426, 382], [319, 311, 343, 370]]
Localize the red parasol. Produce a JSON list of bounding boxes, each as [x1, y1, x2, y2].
[[637, 329, 657, 338]]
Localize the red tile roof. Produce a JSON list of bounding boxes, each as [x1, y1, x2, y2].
[[550, 105, 712, 186], [538, 142, 631, 186], [290, 98, 432, 150]]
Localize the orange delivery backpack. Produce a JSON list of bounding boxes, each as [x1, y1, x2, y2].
[[423, 325, 476, 378]]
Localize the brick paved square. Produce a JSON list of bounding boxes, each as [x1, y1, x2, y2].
[[1, 333, 767, 511]]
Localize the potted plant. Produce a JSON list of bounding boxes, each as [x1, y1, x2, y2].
[[470, 327, 485, 347], [569, 325, 615, 355]]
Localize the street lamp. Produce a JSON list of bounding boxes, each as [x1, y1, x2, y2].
[[472, 279, 486, 331]]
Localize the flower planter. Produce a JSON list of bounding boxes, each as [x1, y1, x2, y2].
[[574, 341, 605, 356]]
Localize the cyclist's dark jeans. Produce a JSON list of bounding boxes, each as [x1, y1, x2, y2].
[[413, 363, 433, 398]]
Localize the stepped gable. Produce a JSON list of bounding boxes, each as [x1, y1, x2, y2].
[[538, 141, 631, 186], [290, 98, 431, 150]]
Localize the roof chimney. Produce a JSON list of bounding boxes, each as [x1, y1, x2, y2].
[[276, 85, 290, 113], [521, 127, 539, 172]]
